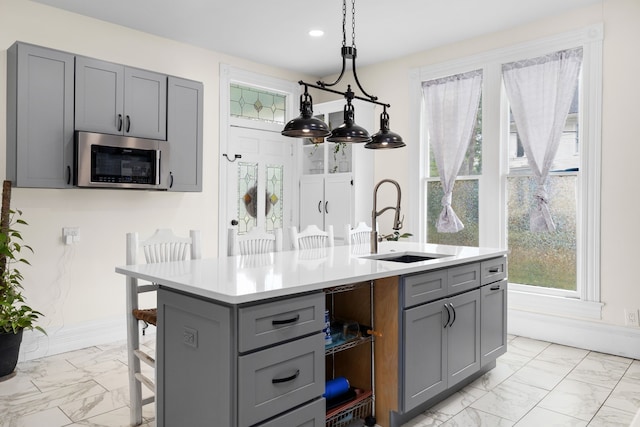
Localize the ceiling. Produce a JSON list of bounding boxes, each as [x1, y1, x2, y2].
[[33, 0, 601, 77]]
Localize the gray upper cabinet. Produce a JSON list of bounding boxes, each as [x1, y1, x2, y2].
[[167, 77, 203, 192], [75, 57, 167, 140], [6, 43, 75, 188]]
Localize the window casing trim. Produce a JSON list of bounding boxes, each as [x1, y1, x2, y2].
[[409, 24, 602, 318]]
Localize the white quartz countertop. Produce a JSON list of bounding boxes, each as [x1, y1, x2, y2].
[[115, 241, 506, 305]]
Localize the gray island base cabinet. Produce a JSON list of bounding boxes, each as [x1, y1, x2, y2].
[[114, 242, 507, 427], [375, 256, 507, 427], [157, 289, 326, 427]]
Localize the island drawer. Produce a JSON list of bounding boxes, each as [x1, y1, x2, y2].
[[402, 269, 448, 308], [255, 397, 325, 427], [238, 334, 324, 427], [238, 292, 324, 353], [402, 262, 481, 307], [448, 262, 480, 295], [481, 257, 507, 285]]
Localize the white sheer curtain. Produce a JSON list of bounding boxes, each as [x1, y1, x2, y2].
[[503, 48, 582, 232], [422, 70, 482, 233]]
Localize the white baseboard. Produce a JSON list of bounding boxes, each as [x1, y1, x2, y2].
[[509, 308, 640, 360], [18, 316, 128, 362]]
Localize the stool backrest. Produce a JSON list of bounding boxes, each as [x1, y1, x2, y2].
[[289, 224, 334, 250]]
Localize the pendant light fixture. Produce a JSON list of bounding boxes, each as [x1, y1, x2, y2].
[[281, 0, 405, 149], [281, 86, 331, 138], [366, 106, 406, 149]]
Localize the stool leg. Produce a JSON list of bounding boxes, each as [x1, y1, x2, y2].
[[126, 277, 144, 426]]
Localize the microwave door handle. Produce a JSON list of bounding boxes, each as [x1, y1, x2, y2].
[[156, 150, 161, 185]]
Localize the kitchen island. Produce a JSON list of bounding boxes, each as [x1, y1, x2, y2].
[[116, 241, 507, 427]]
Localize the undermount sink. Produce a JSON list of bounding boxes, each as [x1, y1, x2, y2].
[[362, 252, 449, 263]]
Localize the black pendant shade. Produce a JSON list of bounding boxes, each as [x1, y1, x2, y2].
[[281, 92, 331, 138], [281, 0, 405, 149], [326, 102, 371, 143], [365, 109, 406, 149]]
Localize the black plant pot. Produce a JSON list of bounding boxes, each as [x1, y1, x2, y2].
[[0, 329, 23, 381]]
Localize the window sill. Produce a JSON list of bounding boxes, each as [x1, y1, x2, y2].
[[508, 288, 603, 320]]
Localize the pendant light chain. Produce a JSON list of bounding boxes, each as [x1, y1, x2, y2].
[[351, 0, 357, 49], [342, 0, 347, 48]]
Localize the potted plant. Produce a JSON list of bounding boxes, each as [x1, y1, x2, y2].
[[0, 180, 44, 381]]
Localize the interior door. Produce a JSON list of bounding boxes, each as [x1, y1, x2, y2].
[[223, 126, 293, 252]]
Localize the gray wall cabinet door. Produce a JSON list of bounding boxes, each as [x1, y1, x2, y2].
[[446, 289, 481, 387], [402, 299, 447, 412], [7, 43, 75, 188], [480, 279, 508, 366], [167, 77, 203, 192], [124, 67, 167, 140], [75, 57, 167, 140], [75, 57, 124, 135], [157, 289, 232, 427]]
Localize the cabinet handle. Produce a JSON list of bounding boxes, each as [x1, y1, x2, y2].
[[489, 267, 500, 273], [324, 201, 329, 214], [117, 114, 123, 132], [66, 165, 71, 186], [272, 314, 300, 326], [169, 172, 174, 189], [490, 284, 501, 291], [443, 304, 451, 328], [126, 115, 131, 133], [272, 369, 300, 384], [318, 201, 322, 213], [449, 304, 457, 327]]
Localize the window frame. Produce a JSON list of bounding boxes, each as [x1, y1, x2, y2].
[[409, 24, 603, 318]]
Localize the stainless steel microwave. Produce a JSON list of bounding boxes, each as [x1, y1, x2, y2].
[[74, 131, 169, 190]]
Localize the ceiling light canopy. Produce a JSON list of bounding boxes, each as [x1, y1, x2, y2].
[[281, 0, 405, 150]]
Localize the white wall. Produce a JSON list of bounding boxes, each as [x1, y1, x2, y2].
[[0, 0, 315, 359], [340, 0, 640, 340]]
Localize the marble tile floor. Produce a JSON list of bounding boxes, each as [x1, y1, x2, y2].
[[1, 335, 639, 427]]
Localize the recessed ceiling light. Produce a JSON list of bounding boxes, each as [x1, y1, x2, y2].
[[309, 29, 324, 37]]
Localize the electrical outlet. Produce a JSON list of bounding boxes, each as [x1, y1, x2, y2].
[[624, 309, 639, 327], [62, 227, 80, 244], [183, 327, 198, 348]]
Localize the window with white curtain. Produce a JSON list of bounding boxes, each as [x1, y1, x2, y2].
[[411, 25, 603, 316]]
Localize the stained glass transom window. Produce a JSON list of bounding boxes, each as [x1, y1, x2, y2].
[[237, 162, 258, 234], [265, 164, 283, 232], [230, 84, 286, 124]]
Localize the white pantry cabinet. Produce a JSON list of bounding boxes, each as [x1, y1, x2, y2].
[[298, 99, 374, 243]]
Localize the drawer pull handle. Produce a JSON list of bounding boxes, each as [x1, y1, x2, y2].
[[272, 369, 300, 384], [490, 284, 501, 291], [272, 314, 300, 326], [489, 267, 500, 273]]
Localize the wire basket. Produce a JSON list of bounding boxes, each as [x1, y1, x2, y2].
[[326, 394, 373, 427]]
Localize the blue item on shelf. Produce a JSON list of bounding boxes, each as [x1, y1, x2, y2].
[[323, 376, 350, 400]]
